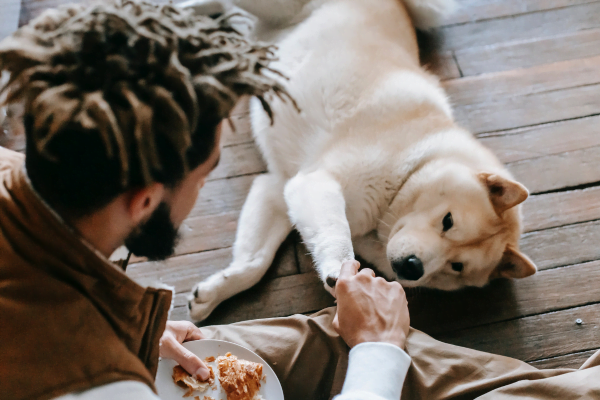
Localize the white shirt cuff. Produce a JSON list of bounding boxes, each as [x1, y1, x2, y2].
[[341, 342, 411, 400]]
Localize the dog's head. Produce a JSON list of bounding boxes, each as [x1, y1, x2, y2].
[[382, 161, 536, 290]]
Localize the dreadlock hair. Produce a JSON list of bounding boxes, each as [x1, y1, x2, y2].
[[0, 0, 294, 217]]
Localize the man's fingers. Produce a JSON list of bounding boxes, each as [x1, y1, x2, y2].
[[163, 338, 210, 380], [358, 268, 376, 278], [185, 323, 205, 342], [339, 260, 360, 280]]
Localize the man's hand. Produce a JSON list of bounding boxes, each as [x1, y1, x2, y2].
[[332, 260, 410, 349], [159, 321, 210, 380]]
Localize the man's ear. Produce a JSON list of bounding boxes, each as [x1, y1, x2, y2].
[[491, 245, 537, 280], [127, 183, 165, 225], [478, 172, 529, 216]]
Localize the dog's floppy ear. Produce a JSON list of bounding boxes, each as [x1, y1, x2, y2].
[[478, 173, 529, 216], [491, 245, 537, 279]]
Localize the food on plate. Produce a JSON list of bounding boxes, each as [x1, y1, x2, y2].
[[172, 365, 214, 398], [217, 352, 264, 400]]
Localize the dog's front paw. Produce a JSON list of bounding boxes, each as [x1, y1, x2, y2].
[[325, 270, 340, 289], [188, 280, 221, 321], [323, 269, 341, 298]]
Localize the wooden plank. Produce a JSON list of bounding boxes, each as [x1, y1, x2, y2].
[[436, 303, 600, 362], [479, 115, 600, 164], [442, 0, 599, 26], [523, 187, 600, 233], [507, 145, 600, 194], [521, 221, 600, 271], [456, 28, 600, 76], [207, 142, 266, 182], [440, 2, 600, 51], [443, 56, 600, 107], [198, 271, 334, 326], [409, 260, 600, 335], [454, 82, 600, 134], [296, 240, 314, 274], [265, 232, 301, 280], [188, 173, 258, 218], [530, 349, 599, 369], [127, 247, 232, 293], [221, 97, 254, 147], [175, 211, 239, 255], [128, 230, 299, 289]]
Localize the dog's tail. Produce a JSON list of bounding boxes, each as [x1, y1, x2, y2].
[[402, 0, 458, 30]]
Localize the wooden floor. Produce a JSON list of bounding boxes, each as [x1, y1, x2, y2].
[[5, 0, 600, 370]]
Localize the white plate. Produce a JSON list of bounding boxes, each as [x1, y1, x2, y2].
[[156, 339, 284, 400]]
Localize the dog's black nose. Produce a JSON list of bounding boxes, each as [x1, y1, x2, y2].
[[392, 255, 424, 281]]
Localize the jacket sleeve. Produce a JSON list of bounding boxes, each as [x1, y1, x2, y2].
[[334, 342, 412, 400]]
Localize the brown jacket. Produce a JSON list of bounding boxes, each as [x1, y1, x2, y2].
[[0, 147, 172, 400]]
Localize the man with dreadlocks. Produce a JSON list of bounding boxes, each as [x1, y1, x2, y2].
[[0, 2, 412, 400]]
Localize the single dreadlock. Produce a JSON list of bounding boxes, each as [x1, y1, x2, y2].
[[0, 0, 296, 216], [0, 0, 295, 187]]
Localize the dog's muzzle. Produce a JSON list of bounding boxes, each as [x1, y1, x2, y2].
[[392, 255, 424, 281]]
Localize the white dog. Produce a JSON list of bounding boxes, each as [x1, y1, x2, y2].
[[188, 0, 537, 321]]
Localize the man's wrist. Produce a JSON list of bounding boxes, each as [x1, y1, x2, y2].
[[341, 342, 411, 400], [352, 333, 407, 350]]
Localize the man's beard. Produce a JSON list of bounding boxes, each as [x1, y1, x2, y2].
[[124, 202, 180, 261]]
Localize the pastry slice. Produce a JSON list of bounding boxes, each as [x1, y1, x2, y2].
[[172, 365, 214, 398], [217, 353, 264, 400]]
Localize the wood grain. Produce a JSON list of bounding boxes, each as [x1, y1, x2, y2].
[[221, 98, 254, 147], [523, 187, 600, 233], [207, 142, 266, 182], [127, 230, 299, 291], [479, 115, 600, 164], [443, 55, 600, 107], [409, 260, 600, 335], [188, 173, 258, 218], [521, 221, 600, 270], [456, 28, 600, 76], [507, 145, 600, 194], [436, 303, 600, 362], [454, 82, 600, 134], [530, 349, 599, 369], [198, 271, 334, 326], [127, 247, 232, 293], [441, 2, 600, 51], [442, 0, 599, 26]]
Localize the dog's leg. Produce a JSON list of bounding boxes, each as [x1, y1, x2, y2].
[[188, 174, 291, 321], [285, 170, 354, 292]]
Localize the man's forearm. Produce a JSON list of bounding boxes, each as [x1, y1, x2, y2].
[[334, 342, 411, 400]]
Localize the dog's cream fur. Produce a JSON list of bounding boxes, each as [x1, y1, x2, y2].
[[188, 0, 537, 321]]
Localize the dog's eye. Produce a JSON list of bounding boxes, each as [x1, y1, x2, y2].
[[451, 262, 464, 272], [442, 212, 453, 231]]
